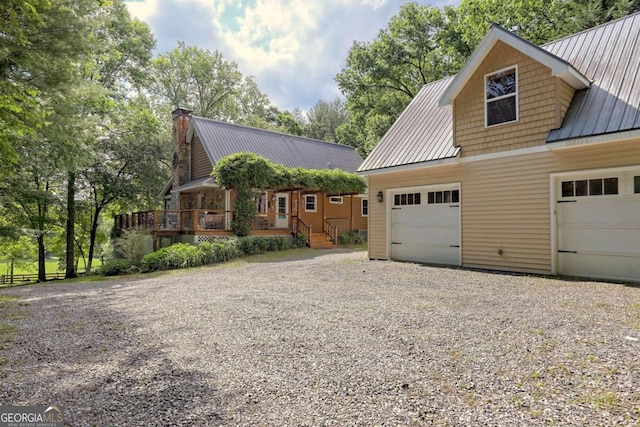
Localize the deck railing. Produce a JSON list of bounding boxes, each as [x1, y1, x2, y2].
[[114, 210, 300, 233]]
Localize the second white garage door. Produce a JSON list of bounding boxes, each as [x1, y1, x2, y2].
[[555, 168, 640, 281], [390, 184, 461, 266]]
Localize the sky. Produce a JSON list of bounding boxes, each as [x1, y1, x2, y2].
[[124, 0, 458, 113]]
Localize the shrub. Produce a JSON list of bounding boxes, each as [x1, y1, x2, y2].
[[114, 228, 151, 262], [140, 243, 202, 272], [292, 232, 308, 248], [198, 241, 241, 264], [236, 236, 294, 256], [98, 259, 139, 276], [338, 231, 365, 245]]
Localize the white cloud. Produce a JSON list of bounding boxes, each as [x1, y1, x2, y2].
[[125, 0, 460, 111]]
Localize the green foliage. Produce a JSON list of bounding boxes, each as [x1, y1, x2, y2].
[[197, 241, 241, 264], [236, 236, 295, 256], [335, 0, 639, 157], [139, 241, 241, 273], [338, 231, 365, 246], [213, 152, 365, 236], [293, 232, 309, 248], [114, 228, 150, 262], [150, 42, 270, 125], [305, 98, 350, 143], [212, 153, 366, 195], [97, 259, 139, 276]]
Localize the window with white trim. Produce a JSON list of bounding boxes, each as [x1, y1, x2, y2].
[[485, 66, 518, 127], [361, 198, 368, 216], [304, 194, 317, 212], [329, 196, 343, 204]]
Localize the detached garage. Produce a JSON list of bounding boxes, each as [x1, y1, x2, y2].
[[358, 15, 640, 282], [554, 168, 640, 281], [389, 184, 460, 266]]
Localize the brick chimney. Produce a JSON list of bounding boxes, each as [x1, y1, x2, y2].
[[171, 108, 193, 210]]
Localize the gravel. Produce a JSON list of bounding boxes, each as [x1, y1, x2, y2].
[[1, 249, 639, 426]]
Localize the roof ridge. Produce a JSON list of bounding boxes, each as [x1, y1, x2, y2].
[[541, 11, 640, 48], [190, 115, 354, 150]]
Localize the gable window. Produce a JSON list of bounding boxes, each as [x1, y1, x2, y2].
[[361, 198, 368, 216], [485, 66, 518, 127], [304, 194, 317, 212], [329, 196, 343, 204]]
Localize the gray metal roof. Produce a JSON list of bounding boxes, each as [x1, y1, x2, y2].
[[191, 117, 363, 173], [545, 12, 640, 142], [359, 12, 640, 172], [358, 76, 459, 172]]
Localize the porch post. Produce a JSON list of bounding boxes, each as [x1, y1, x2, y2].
[[350, 195, 354, 231], [225, 189, 231, 230]]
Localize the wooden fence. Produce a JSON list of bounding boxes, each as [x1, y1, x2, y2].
[[0, 272, 66, 285]]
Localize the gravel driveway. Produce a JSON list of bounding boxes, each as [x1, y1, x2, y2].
[[1, 249, 639, 426]]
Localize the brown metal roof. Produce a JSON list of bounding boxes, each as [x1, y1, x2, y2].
[[545, 12, 640, 141], [358, 76, 459, 172], [191, 117, 364, 173]]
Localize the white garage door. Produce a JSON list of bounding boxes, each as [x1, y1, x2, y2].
[[556, 169, 640, 281], [390, 185, 461, 266]]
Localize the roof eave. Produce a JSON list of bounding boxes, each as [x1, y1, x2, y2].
[[439, 25, 590, 107]]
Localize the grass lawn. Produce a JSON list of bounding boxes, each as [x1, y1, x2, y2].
[[1, 258, 102, 276]]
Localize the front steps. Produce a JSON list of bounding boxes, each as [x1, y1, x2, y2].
[[309, 232, 336, 249]]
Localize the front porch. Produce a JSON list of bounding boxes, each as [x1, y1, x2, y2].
[[113, 209, 358, 250]]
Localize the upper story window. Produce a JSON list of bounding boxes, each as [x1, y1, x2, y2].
[[329, 196, 343, 204], [485, 66, 518, 127]]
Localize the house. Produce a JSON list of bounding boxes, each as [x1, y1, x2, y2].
[[115, 109, 368, 250], [358, 13, 640, 282]]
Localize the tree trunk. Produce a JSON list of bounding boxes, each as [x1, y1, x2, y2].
[[86, 207, 102, 273], [9, 258, 14, 285], [37, 234, 46, 282], [65, 172, 77, 279]]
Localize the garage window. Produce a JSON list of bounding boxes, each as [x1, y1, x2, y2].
[[394, 192, 421, 206], [561, 177, 618, 197], [428, 190, 459, 204]]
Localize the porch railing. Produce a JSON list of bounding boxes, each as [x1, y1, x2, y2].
[[296, 217, 311, 247], [114, 210, 300, 233], [323, 219, 339, 244], [325, 217, 354, 234]]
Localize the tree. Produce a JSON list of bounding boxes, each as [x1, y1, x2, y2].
[[335, 3, 461, 156], [150, 42, 272, 125], [0, 0, 88, 171], [80, 97, 168, 272], [305, 98, 350, 143]]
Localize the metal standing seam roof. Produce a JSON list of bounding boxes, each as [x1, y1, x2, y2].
[[191, 116, 364, 173], [359, 12, 640, 172], [544, 12, 640, 142], [358, 76, 459, 172]]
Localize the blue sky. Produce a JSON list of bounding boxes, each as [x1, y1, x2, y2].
[[125, 0, 458, 113]]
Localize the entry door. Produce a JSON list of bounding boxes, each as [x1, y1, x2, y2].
[[275, 193, 289, 228]]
